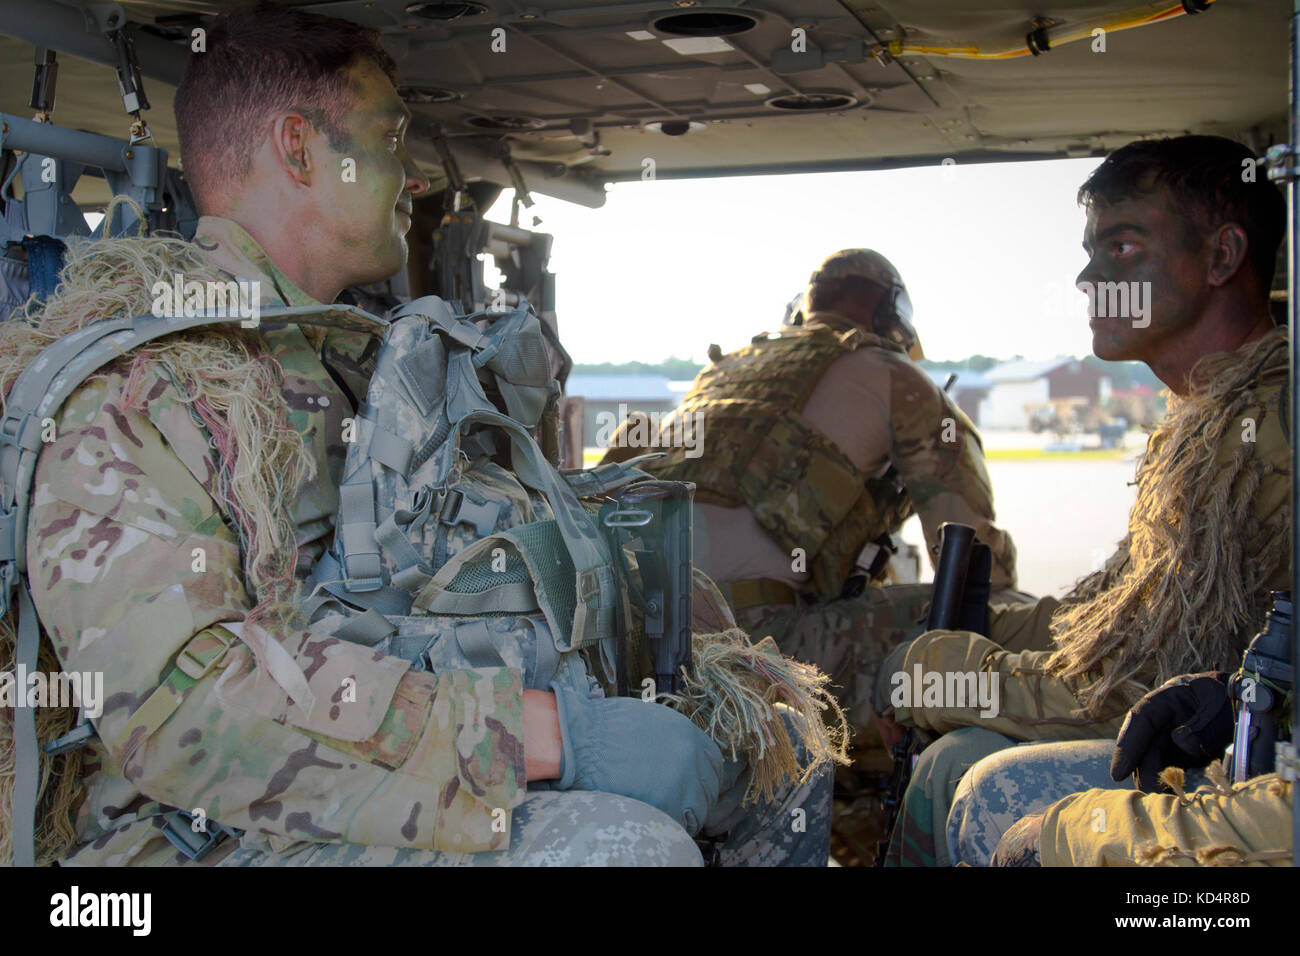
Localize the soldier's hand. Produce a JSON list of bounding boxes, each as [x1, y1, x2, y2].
[[550, 682, 723, 836], [990, 812, 1044, 867], [1110, 671, 1234, 793]]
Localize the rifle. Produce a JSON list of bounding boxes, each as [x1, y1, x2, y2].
[[1230, 591, 1294, 782], [875, 522, 991, 865]]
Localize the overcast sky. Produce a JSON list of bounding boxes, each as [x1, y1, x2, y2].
[[485, 155, 1105, 366]]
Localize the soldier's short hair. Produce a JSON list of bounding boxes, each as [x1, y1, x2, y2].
[[174, 1, 399, 213], [1077, 135, 1285, 292]]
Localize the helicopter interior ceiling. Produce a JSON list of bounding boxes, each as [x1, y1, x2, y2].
[[0, 0, 1291, 208]]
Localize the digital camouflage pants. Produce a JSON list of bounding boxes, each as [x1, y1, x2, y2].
[[946, 736, 1115, 866], [947, 738, 1208, 866], [876, 595, 1062, 866], [218, 709, 833, 867]]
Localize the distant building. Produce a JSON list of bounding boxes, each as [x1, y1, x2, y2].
[[922, 369, 991, 425], [565, 374, 691, 447], [978, 357, 1111, 429]]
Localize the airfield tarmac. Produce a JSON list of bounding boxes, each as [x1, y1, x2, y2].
[[897, 429, 1143, 598]]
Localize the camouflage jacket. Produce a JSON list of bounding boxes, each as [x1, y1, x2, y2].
[[28, 218, 524, 865]]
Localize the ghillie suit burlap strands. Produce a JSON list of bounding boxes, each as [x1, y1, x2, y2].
[[668, 627, 850, 803], [0, 213, 314, 864], [1139, 764, 1294, 866], [1044, 326, 1291, 719], [679, 572, 849, 802]]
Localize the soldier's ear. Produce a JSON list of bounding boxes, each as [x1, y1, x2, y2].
[[271, 113, 315, 187], [1205, 223, 1250, 289]]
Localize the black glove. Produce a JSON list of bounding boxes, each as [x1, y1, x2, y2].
[[1109, 671, 1234, 793]]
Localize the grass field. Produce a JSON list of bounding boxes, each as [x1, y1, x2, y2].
[[984, 447, 1132, 461]]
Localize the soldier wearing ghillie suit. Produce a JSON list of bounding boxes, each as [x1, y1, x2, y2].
[[0, 3, 842, 868], [875, 135, 1292, 867], [604, 250, 1021, 744]]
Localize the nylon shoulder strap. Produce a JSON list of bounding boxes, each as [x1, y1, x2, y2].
[[0, 303, 385, 867]]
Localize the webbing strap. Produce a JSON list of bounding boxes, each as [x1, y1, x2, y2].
[[110, 626, 237, 767], [454, 620, 504, 668], [333, 607, 397, 646], [560, 458, 657, 498], [375, 495, 435, 581], [0, 305, 385, 867], [12, 582, 39, 867], [369, 426, 413, 476], [338, 479, 382, 591], [453, 409, 619, 649], [308, 551, 414, 617]]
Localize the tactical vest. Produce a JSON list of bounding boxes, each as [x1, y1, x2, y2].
[[648, 320, 912, 600]]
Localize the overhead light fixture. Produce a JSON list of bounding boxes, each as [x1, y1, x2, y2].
[[651, 11, 759, 37], [626, 30, 656, 40], [744, 82, 771, 95], [661, 36, 734, 55], [645, 120, 707, 136], [765, 91, 859, 112]]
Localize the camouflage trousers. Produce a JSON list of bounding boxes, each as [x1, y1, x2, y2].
[[218, 709, 832, 867], [882, 727, 1015, 866], [947, 739, 1115, 866], [947, 739, 1205, 866]]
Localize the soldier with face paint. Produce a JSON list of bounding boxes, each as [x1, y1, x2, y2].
[[877, 135, 1291, 868], [3, 1, 832, 867]]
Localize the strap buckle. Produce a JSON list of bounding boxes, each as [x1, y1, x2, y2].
[[442, 490, 501, 536], [42, 719, 97, 756], [0, 406, 43, 453], [160, 808, 241, 862], [174, 629, 235, 681]]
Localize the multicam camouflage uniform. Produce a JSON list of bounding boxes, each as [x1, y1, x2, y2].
[[880, 333, 1293, 866], [29, 217, 830, 866]]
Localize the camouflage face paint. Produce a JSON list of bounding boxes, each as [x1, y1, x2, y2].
[[306, 60, 427, 289]]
